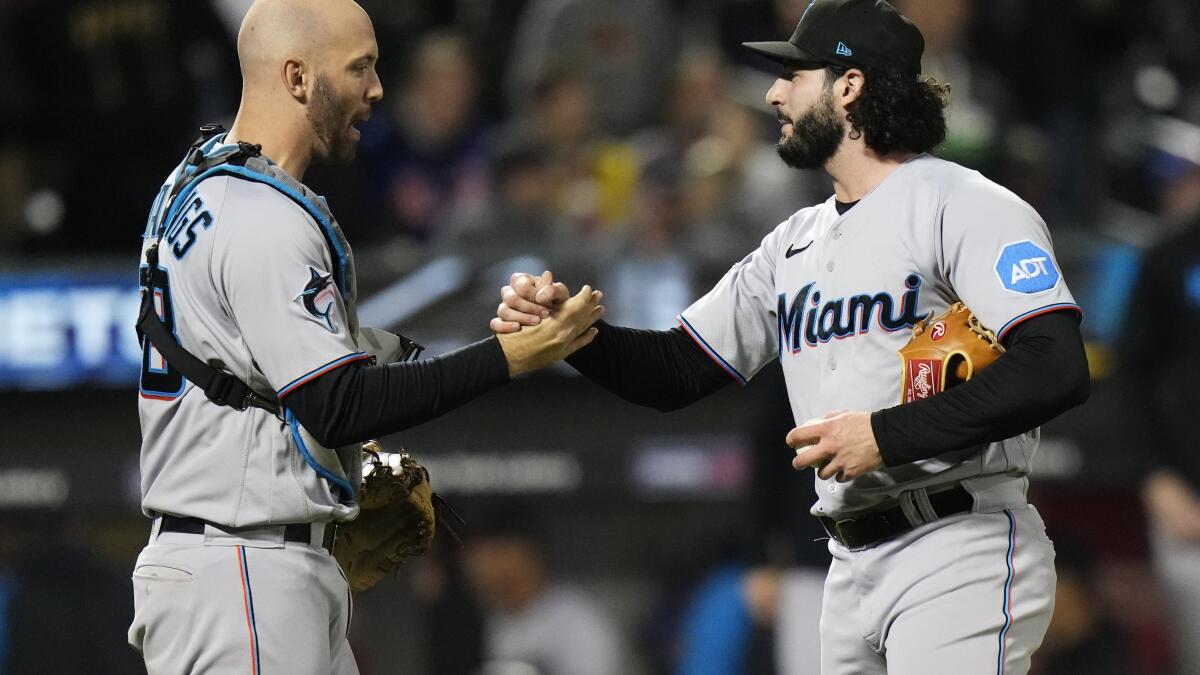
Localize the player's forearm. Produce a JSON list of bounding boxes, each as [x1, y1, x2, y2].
[[871, 311, 1090, 466], [565, 321, 732, 411], [283, 337, 510, 447]]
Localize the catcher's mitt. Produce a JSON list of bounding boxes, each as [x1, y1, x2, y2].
[[334, 441, 436, 593], [898, 302, 1005, 403]]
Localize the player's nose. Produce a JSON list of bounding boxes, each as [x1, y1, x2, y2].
[[765, 79, 786, 109], [367, 69, 383, 102]]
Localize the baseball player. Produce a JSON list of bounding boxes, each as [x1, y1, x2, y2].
[[126, 1, 602, 673], [494, 1, 1090, 673]]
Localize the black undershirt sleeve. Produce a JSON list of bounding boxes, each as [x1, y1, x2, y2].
[[564, 321, 734, 411], [870, 310, 1090, 466], [282, 337, 510, 448]]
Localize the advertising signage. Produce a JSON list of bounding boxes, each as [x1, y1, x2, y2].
[[0, 271, 142, 389]]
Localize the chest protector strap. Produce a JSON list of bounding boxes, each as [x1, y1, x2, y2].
[[138, 125, 423, 415], [136, 125, 280, 414]]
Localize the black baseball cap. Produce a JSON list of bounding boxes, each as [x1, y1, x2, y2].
[[742, 0, 924, 78]]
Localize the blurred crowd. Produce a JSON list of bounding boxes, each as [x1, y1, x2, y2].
[[3, 0, 1200, 673], [2, 0, 1197, 325]]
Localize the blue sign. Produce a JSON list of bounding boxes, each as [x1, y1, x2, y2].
[[0, 271, 142, 390], [995, 240, 1060, 294]]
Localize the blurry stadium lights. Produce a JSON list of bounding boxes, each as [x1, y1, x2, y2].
[[629, 436, 749, 500], [419, 451, 583, 495], [0, 467, 70, 508], [1151, 115, 1200, 167]]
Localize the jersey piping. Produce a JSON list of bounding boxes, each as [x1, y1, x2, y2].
[[677, 315, 748, 384], [276, 352, 371, 398], [996, 303, 1081, 341]]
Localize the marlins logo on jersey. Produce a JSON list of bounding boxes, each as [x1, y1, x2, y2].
[[297, 267, 339, 333]]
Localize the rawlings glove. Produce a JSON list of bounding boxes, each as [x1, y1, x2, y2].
[[898, 302, 1005, 403], [333, 441, 437, 593]]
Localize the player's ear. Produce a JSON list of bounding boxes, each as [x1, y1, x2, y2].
[[838, 68, 865, 108], [282, 58, 309, 102]]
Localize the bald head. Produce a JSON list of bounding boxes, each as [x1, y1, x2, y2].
[[228, 0, 382, 175], [237, 0, 375, 88]]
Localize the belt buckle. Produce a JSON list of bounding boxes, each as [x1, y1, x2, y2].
[[833, 518, 855, 546]]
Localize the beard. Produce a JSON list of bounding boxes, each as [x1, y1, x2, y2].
[[308, 74, 357, 165], [776, 86, 845, 170]]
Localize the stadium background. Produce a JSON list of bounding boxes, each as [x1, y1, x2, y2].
[[0, 0, 1197, 672]]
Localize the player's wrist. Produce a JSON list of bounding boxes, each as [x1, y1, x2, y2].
[[869, 409, 900, 467], [494, 332, 530, 377]]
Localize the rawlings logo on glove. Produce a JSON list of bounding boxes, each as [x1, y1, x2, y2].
[[898, 302, 1004, 403]]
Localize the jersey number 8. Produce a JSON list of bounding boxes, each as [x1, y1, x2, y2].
[[139, 265, 186, 399]]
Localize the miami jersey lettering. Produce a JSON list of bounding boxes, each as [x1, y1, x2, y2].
[[679, 154, 1080, 517], [778, 274, 924, 353]]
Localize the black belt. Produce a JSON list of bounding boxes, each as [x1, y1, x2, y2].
[[159, 515, 336, 553], [818, 485, 974, 550]]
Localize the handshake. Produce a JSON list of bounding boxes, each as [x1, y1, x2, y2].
[[490, 271, 603, 377]]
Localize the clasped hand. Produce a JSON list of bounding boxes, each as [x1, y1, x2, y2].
[[492, 272, 884, 480], [493, 271, 602, 376]]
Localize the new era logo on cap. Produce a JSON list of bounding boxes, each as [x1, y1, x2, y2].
[[741, 0, 924, 77]]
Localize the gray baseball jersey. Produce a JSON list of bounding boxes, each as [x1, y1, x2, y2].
[[679, 154, 1078, 519], [136, 134, 405, 527]]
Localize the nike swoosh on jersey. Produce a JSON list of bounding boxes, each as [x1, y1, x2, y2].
[[785, 241, 814, 258]]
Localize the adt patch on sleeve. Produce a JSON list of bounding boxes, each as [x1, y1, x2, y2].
[[995, 240, 1060, 294]]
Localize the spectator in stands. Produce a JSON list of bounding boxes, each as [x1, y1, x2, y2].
[[601, 158, 693, 330], [681, 97, 827, 278], [504, 64, 641, 237], [358, 30, 491, 243], [441, 131, 585, 277], [632, 52, 825, 277], [464, 515, 628, 675], [1124, 159, 1200, 675], [505, 0, 677, 136]]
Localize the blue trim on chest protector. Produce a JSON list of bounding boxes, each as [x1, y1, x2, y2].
[[286, 408, 356, 501], [159, 164, 349, 295]]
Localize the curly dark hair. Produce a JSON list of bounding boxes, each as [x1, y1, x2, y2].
[[825, 65, 951, 155]]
